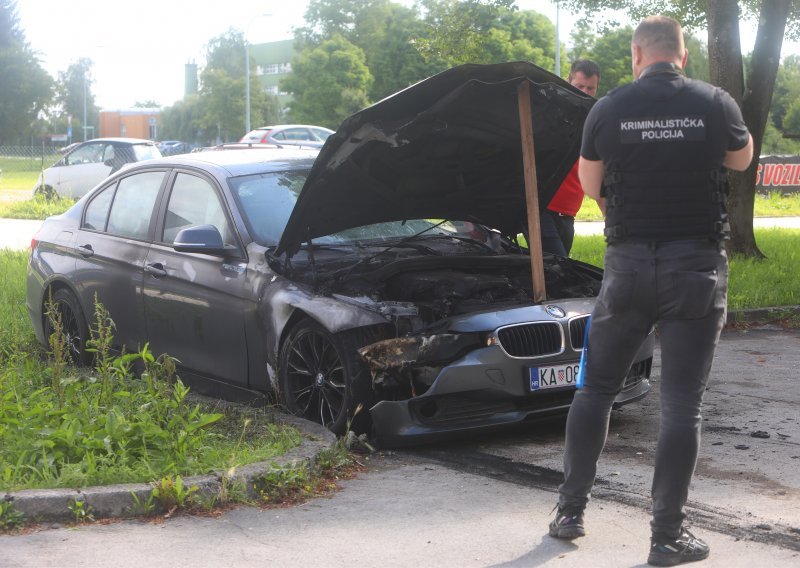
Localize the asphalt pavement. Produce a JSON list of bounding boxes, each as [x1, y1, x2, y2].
[[3, 450, 798, 567]]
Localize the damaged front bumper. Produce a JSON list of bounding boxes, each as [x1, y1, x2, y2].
[[365, 332, 654, 447]]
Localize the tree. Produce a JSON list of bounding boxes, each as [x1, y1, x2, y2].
[[770, 53, 800, 131], [281, 34, 372, 128], [561, 0, 800, 258], [784, 97, 800, 134], [133, 100, 160, 108], [0, 0, 53, 144], [196, 30, 280, 143], [299, 0, 444, 101], [415, 0, 517, 64], [584, 26, 635, 96], [160, 95, 204, 143], [55, 59, 99, 142]]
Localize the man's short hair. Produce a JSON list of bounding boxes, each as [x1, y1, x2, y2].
[[633, 15, 685, 59], [569, 59, 600, 81]]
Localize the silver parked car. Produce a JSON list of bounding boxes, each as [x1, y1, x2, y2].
[[27, 63, 653, 446], [33, 138, 162, 199], [239, 124, 334, 148]]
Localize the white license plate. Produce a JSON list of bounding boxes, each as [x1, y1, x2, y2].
[[529, 363, 580, 391]]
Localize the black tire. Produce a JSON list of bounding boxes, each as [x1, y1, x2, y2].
[[278, 320, 378, 435], [43, 288, 92, 366], [34, 185, 57, 201]]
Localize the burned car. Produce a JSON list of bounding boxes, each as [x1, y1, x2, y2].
[[26, 62, 653, 446]]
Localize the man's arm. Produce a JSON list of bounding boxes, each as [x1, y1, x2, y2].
[[578, 157, 604, 200], [723, 133, 754, 171]]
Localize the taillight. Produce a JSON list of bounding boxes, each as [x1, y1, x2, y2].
[[30, 238, 37, 256]]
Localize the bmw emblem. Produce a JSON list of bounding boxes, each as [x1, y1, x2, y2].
[[546, 305, 566, 318]]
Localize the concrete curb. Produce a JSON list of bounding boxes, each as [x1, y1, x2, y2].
[[3, 411, 337, 525], [727, 305, 800, 324]]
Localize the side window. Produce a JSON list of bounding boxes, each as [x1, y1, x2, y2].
[[65, 143, 106, 165], [272, 131, 286, 140], [311, 128, 331, 141], [82, 184, 116, 231], [106, 171, 165, 239], [163, 173, 235, 246], [284, 128, 309, 141]]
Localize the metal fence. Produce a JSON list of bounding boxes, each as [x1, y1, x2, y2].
[[0, 146, 62, 174]]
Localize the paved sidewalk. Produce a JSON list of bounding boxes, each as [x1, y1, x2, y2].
[[3, 455, 798, 568]]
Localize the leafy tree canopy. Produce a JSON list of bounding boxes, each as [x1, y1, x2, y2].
[[282, 34, 372, 128], [0, 0, 53, 144]]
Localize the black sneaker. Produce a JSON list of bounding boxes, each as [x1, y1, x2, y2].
[[648, 527, 710, 566], [548, 505, 585, 539]]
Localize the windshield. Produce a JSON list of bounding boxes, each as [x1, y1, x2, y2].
[[230, 171, 494, 247]]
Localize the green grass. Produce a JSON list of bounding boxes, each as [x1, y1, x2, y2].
[[570, 228, 800, 310], [575, 191, 800, 221], [0, 250, 303, 493], [0, 195, 76, 220], [0, 154, 54, 196]]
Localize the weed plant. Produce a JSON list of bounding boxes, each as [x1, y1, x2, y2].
[[0, 258, 302, 492]]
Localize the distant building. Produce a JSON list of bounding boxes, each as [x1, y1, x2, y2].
[[249, 39, 295, 118], [99, 109, 160, 139], [185, 60, 199, 97]]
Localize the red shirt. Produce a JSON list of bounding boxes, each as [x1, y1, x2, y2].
[[547, 161, 584, 217]]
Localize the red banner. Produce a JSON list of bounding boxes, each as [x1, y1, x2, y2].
[[755, 155, 800, 194]]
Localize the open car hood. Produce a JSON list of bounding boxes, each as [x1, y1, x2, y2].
[[276, 61, 595, 257]]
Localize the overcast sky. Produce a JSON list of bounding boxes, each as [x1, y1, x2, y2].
[[16, 0, 800, 110]]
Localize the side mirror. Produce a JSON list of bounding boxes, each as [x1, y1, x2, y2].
[[173, 224, 230, 256]]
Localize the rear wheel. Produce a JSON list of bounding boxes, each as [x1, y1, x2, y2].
[[43, 289, 92, 366], [278, 320, 377, 435], [34, 185, 57, 200]]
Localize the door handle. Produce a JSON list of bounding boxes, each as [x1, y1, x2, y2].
[[76, 244, 94, 257], [145, 262, 167, 277]]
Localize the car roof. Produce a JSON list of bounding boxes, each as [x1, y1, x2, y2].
[[252, 124, 334, 132], [83, 137, 156, 145], [138, 147, 319, 177]]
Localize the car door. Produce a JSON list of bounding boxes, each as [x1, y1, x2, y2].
[[72, 170, 167, 353], [142, 170, 250, 387], [55, 142, 114, 198]]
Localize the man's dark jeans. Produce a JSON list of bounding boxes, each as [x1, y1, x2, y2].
[[558, 239, 728, 537]]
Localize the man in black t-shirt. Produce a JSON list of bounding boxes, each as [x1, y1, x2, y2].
[[547, 16, 753, 567]]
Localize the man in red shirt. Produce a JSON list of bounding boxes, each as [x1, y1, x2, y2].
[[541, 60, 603, 256]]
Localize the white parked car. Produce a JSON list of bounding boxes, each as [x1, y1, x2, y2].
[[33, 138, 162, 199], [239, 125, 334, 148]]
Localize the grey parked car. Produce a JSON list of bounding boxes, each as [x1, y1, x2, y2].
[[26, 62, 653, 446]]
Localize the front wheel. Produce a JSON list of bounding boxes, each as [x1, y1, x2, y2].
[[278, 320, 376, 435], [43, 288, 92, 366]]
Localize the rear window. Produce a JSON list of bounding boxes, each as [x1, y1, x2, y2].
[[240, 129, 270, 143], [133, 144, 162, 161]]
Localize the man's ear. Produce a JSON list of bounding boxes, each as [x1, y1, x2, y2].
[[680, 48, 688, 69]]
